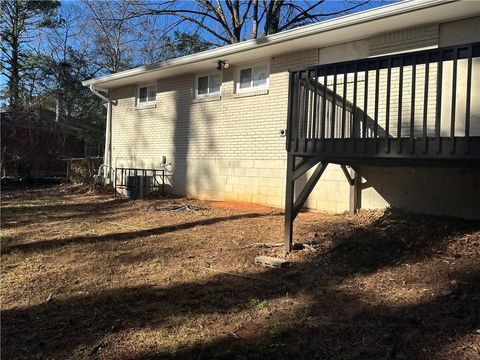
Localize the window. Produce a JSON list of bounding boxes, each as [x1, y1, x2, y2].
[[137, 84, 156, 105], [237, 63, 269, 92], [196, 73, 221, 97]]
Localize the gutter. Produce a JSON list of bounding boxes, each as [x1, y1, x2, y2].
[[89, 84, 109, 101], [90, 85, 113, 183], [81, 0, 457, 88]]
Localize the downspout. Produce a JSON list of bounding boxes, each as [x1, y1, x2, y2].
[[90, 84, 113, 184]]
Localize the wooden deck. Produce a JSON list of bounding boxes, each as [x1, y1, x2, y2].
[[284, 42, 480, 252], [286, 42, 480, 165], [289, 137, 480, 166]]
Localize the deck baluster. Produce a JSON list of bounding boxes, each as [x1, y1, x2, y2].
[[286, 71, 295, 152], [295, 71, 303, 152], [423, 56, 430, 153], [321, 69, 327, 149], [363, 63, 369, 152], [450, 49, 458, 154], [385, 58, 392, 154], [374, 61, 380, 153], [397, 57, 404, 154], [352, 64, 358, 151], [331, 68, 338, 142], [435, 52, 443, 154], [410, 55, 417, 154], [465, 45, 473, 154], [342, 65, 348, 147], [313, 69, 319, 150]]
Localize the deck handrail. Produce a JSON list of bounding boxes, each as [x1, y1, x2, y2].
[[286, 42, 480, 158]]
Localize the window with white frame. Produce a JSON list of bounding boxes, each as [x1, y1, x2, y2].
[[196, 73, 222, 97], [237, 63, 269, 92], [137, 84, 156, 105]]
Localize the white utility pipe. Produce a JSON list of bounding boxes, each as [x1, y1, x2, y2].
[[90, 85, 112, 184]]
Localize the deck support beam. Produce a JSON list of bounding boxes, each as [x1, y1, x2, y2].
[[340, 165, 361, 215], [293, 156, 322, 180], [285, 155, 328, 253], [292, 162, 328, 218], [341, 165, 354, 186]]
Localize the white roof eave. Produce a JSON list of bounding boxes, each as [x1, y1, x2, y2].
[[83, 0, 477, 90]]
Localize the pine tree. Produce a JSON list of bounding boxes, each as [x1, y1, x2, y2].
[[1, 0, 60, 110]]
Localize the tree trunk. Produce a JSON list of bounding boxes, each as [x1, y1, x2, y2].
[[55, 94, 64, 122], [9, 3, 20, 111], [265, 0, 283, 35]]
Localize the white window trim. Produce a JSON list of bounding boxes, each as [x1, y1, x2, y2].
[[136, 83, 157, 107], [195, 72, 222, 99], [236, 61, 270, 94]]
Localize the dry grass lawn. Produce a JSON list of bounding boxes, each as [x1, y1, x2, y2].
[[1, 184, 480, 360]]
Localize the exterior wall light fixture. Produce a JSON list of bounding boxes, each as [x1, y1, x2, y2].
[[217, 60, 229, 70]]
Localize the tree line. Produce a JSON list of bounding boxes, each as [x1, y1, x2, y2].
[[1, 0, 377, 149]]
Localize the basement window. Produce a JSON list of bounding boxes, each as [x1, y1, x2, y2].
[[236, 62, 269, 93], [137, 84, 156, 106], [196, 73, 222, 98]]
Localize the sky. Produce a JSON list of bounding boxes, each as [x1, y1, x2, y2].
[[128, 0, 398, 45], [1, 0, 398, 104], [56, 0, 397, 47]]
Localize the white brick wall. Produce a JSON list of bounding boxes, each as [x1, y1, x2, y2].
[[369, 24, 438, 56], [109, 18, 480, 219], [110, 48, 318, 207]]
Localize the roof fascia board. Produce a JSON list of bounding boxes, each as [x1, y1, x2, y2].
[[82, 0, 456, 87]]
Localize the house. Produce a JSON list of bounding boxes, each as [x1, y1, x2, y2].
[[83, 0, 480, 248]]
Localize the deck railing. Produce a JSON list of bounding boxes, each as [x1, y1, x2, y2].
[[287, 42, 480, 159]]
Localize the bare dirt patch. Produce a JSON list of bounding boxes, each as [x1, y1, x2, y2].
[[1, 185, 479, 359]]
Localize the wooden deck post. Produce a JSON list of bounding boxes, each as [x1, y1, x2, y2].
[[284, 154, 295, 253], [349, 168, 361, 215], [341, 165, 361, 215], [285, 156, 327, 253]]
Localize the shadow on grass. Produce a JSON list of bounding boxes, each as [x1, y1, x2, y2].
[[300, 209, 480, 275], [129, 272, 480, 360], [2, 210, 479, 359], [2, 259, 478, 359], [1, 198, 128, 226], [2, 212, 280, 255]]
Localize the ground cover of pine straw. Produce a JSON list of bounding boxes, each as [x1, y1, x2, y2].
[[1, 184, 479, 360]]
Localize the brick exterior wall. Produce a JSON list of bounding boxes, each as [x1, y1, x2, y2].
[[109, 17, 480, 219], [111, 49, 319, 207]]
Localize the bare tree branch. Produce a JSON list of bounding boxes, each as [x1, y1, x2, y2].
[[278, 0, 369, 32], [115, 0, 376, 45]]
